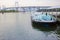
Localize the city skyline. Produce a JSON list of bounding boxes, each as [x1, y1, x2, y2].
[[0, 0, 60, 7]]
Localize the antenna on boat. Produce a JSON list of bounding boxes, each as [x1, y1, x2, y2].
[[56, 8, 57, 19], [46, 8, 47, 16], [42, 8, 43, 14], [52, 8, 53, 15]]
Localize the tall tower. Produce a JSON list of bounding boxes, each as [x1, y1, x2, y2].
[[2, 5, 6, 11], [15, 2, 19, 7], [15, 1, 19, 11]]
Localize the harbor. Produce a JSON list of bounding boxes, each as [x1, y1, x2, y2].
[[0, 0, 60, 40], [0, 5, 60, 40]]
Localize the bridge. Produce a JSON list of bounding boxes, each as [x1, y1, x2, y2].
[[0, 6, 50, 12]]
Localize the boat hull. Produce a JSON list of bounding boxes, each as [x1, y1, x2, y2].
[[32, 20, 57, 26]]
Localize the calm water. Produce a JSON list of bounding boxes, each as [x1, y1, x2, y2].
[[0, 12, 60, 40]]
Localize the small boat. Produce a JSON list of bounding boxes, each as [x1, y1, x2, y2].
[[31, 12, 57, 25]]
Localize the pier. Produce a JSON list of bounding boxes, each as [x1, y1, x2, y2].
[[53, 15, 60, 22]]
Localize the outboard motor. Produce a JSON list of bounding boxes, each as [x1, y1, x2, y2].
[[46, 13, 47, 16]]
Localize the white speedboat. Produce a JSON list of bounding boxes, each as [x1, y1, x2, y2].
[[31, 12, 57, 24]]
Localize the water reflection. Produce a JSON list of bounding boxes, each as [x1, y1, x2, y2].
[[0, 12, 60, 40], [32, 21, 60, 40]]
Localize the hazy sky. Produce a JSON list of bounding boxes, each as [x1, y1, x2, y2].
[[0, 0, 60, 7]]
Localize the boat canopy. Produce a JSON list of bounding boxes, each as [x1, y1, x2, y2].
[[32, 13, 54, 21]]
